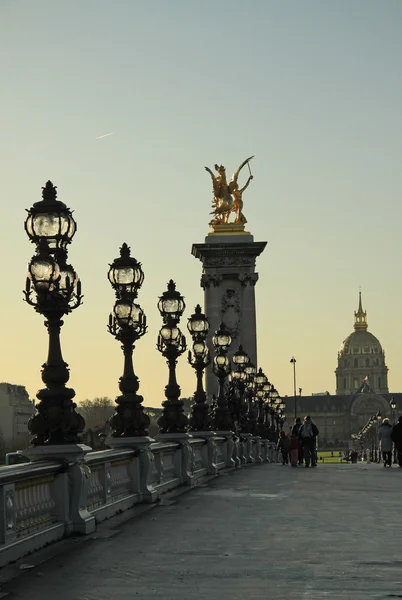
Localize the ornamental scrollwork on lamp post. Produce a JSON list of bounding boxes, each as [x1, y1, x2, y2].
[[211, 322, 233, 431], [23, 181, 84, 446], [187, 305, 211, 431], [156, 280, 188, 434], [107, 243, 149, 437]]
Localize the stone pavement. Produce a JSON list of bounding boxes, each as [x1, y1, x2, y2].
[[2, 463, 402, 600]]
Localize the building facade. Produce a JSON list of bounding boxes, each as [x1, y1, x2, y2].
[[284, 295, 399, 447], [0, 383, 35, 451]]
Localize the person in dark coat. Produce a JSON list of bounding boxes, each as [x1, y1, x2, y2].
[[378, 418, 393, 467], [298, 415, 319, 467], [391, 415, 402, 468], [292, 417, 303, 465], [277, 431, 290, 465]]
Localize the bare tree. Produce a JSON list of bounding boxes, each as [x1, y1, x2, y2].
[[77, 397, 115, 430]]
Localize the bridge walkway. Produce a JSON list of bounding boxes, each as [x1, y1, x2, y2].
[[2, 463, 401, 600]]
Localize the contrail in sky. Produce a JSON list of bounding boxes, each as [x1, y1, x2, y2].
[[94, 132, 115, 140]]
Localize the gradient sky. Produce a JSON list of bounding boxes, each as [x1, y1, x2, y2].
[[1, 1, 402, 408]]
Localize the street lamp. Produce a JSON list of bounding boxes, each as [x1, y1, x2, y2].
[[255, 368, 267, 437], [107, 244, 149, 437], [23, 182, 84, 446], [390, 397, 397, 424], [290, 357, 297, 419], [211, 322, 232, 431], [245, 363, 257, 434], [229, 345, 250, 434], [157, 280, 187, 434], [187, 304, 211, 431]]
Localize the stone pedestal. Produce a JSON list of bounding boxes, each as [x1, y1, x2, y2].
[[192, 230, 267, 398]]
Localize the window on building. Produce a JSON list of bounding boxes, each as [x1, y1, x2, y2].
[[343, 378, 347, 389], [378, 377, 381, 389], [365, 358, 369, 367], [374, 347, 378, 353], [353, 378, 359, 388], [354, 359, 358, 368], [353, 346, 359, 353]]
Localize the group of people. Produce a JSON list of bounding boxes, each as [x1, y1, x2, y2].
[[276, 415, 402, 469], [378, 416, 402, 468], [277, 415, 319, 468]]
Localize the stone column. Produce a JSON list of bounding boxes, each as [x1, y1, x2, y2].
[[192, 231, 266, 398]]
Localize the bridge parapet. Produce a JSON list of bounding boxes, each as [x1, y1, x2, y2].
[[0, 438, 278, 568]]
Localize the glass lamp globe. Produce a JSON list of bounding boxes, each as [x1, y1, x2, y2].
[[187, 304, 209, 338], [245, 362, 257, 377], [254, 368, 267, 386], [232, 345, 250, 366], [193, 340, 208, 360], [25, 181, 76, 251], [214, 354, 229, 369], [108, 243, 144, 296], [28, 255, 60, 293], [158, 280, 185, 321], [212, 323, 232, 351]]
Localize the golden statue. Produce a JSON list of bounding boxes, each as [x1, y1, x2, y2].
[[205, 156, 254, 226]]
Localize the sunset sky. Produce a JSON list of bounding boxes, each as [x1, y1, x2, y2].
[[1, 1, 402, 408]]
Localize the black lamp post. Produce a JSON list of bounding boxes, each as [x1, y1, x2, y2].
[[107, 243, 149, 437], [23, 181, 84, 445], [230, 345, 250, 434], [211, 322, 232, 431], [245, 362, 257, 434], [390, 396, 396, 425], [187, 304, 211, 431], [156, 280, 188, 434], [254, 368, 267, 437], [290, 356, 297, 419]]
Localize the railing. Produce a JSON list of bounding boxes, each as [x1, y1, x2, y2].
[[0, 436, 279, 568]]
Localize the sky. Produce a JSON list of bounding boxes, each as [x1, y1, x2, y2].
[[1, 0, 402, 408]]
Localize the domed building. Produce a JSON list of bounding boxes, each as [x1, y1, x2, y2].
[[284, 294, 400, 447], [335, 293, 388, 395]]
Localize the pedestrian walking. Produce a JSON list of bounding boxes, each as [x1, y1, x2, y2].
[[391, 415, 402, 468], [290, 431, 300, 467], [292, 417, 303, 465], [298, 415, 319, 468], [277, 431, 290, 465], [378, 417, 393, 467]]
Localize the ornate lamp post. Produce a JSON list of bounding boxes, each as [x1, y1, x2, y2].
[[254, 368, 267, 437], [107, 243, 149, 437], [230, 345, 250, 434], [157, 280, 188, 434], [390, 397, 397, 463], [245, 362, 257, 434], [211, 322, 232, 431], [23, 182, 84, 447], [390, 397, 396, 425], [290, 356, 297, 419], [187, 304, 211, 431]]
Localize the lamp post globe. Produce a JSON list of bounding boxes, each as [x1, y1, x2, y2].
[[24, 181, 76, 253]]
